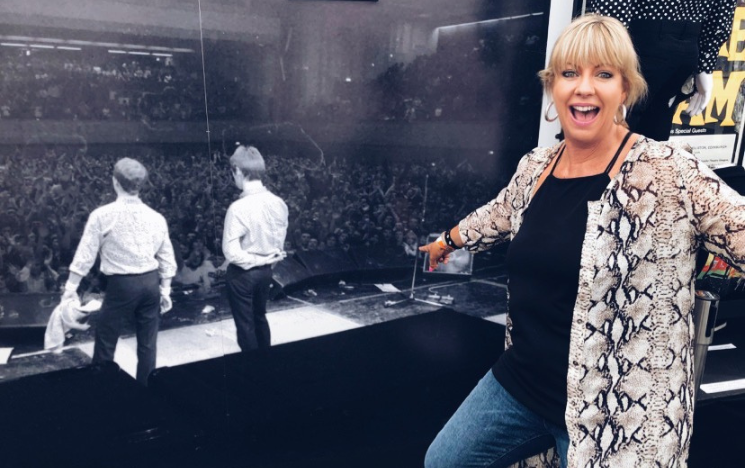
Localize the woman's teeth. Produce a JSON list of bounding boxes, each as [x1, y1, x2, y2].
[[571, 105, 599, 121]]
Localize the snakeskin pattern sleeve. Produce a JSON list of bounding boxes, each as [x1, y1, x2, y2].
[[458, 148, 552, 253], [679, 148, 745, 270]]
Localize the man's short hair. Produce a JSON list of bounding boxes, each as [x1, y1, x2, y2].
[[113, 158, 148, 194], [230, 145, 266, 180]]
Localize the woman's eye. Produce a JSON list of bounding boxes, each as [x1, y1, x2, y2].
[[598, 71, 613, 79], [561, 70, 577, 78]]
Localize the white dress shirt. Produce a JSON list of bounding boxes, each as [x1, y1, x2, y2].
[[69, 194, 177, 278], [222, 180, 289, 270]]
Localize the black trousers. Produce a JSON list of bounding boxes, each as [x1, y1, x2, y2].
[[92, 270, 160, 385], [225, 264, 273, 351], [627, 20, 701, 141]]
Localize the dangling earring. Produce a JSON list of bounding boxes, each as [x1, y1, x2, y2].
[[544, 101, 558, 122], [614, 104, 628, 124]]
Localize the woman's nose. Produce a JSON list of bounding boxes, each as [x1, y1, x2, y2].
[[575, 73, 594, 95]]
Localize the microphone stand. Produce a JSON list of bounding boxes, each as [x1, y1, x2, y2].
[[384, 174, 441, 308]]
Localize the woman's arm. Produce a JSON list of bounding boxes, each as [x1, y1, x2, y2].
[[418, 226, 465, 271], [419, 151, 538, 270], [684, 153, 745, 271], [456, 152, 537, 252]]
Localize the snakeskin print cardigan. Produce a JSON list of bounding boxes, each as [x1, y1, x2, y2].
[[458, 137, 745, 468]]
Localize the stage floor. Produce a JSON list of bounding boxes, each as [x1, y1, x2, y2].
[[1, 269, 510, 382], [3, 264, 744, 404]]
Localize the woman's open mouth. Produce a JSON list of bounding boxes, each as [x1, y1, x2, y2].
[[570, 105, 599, 123]]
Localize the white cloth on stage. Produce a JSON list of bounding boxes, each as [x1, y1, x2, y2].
[[44, 299, 102, 350]]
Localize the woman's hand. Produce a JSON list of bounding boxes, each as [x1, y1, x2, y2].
[[418, 239, 453, 271]]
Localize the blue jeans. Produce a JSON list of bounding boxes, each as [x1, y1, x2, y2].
[[425, 372, 569, 468]]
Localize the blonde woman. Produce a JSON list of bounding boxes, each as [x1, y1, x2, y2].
[[422, 15, 745, 468]]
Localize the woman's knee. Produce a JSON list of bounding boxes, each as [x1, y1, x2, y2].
[[423, 435, 453, 468]]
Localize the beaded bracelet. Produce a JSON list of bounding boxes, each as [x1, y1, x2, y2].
[[444, 229, 461, 250]]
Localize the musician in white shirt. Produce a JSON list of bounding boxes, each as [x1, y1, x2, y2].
[[223, 146, 288, 351], [63, 158, 177, 385]]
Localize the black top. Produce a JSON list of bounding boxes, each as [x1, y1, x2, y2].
[[494, 133, 631, 427]]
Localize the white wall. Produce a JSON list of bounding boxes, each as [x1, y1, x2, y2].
[[537, 0, 575, 147]]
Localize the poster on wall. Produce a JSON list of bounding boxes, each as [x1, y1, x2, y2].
[[670, 1, 745, 169]]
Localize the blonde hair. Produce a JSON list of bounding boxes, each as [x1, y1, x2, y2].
[[230, 145, 266, 179], [113, 158, 148, 194], [539, 14, 647, 118]]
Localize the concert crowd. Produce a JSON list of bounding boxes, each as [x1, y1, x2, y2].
[[0, 28, 542, 125], [0, 144, 498, 295]]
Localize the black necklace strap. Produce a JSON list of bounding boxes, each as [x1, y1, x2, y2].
[[603, 131, 633, 175], [551, 131, 632, 177], [548, 144, 566, 177]]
